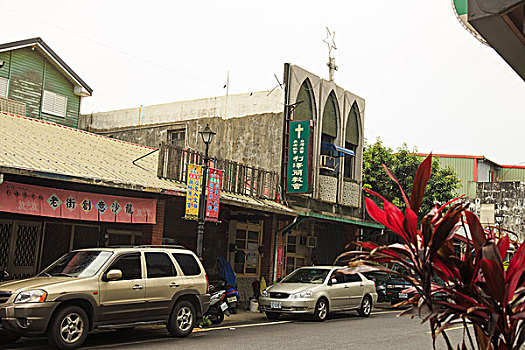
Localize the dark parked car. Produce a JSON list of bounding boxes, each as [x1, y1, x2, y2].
[[362, 271, 388, 302]]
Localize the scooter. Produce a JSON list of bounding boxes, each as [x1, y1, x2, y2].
[[204, 281, 240, 324], [0, 270, 9, 282], [205, 289, 230, 324]]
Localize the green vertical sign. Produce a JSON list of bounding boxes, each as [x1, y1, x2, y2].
[[287, 120, 310, 193]]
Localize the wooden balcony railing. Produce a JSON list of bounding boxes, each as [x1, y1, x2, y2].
[[157, 142, 280, 200]]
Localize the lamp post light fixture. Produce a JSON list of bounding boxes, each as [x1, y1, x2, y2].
[[495, 213, 504, 237], [196, 124, 216, 258]]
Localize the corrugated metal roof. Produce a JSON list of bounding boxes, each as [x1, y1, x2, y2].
[[0, 112, 296, 216]]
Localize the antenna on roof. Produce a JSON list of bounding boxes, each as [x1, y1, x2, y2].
[[267, 74, 283, 96], [323, 27, 338, 81]]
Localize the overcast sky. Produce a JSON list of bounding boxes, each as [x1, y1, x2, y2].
[[2, 0, 524, 165]]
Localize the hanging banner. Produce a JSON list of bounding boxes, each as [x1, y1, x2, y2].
[[205, 168, 222, 222], [0, 181, 156, 224], [286, 120, 311, 194], [185, 164, 202, 220]]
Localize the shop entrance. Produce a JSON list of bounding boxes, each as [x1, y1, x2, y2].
[[0, 219, 42, 279]]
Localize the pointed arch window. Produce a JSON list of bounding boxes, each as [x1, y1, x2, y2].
[[293, 79, 315, 121], [343, 103, 360, 179], [320, 91, 339, 176]]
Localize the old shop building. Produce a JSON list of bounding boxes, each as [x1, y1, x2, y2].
[[0, 112, 294, 288], [81, 64, 382, 281]]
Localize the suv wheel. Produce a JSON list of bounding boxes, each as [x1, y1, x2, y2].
[[0, 329, 21, 345], [167, 300, 196, 337], [358, 295, 372, 317], [47, 305, 89, 350], [313, 298, 328, 321]]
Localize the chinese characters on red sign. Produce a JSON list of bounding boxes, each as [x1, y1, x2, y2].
[[185, 164, 202, 220], [0, 182, 156, 224], [205, 168, 222, 222]]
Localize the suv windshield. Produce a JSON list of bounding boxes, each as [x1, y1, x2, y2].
[[282, 268, 330, 284], [41, 251, 113, 278]]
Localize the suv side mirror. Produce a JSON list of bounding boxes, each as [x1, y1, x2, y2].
[[328, 278, 337, 286], [106, 269, 122, 281]]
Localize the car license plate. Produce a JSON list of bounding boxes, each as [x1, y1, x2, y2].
[[270, 301, 282, 309], [227, 296, 237, 303], [399, 293, 408, 298], [220, 302, 228, 311]]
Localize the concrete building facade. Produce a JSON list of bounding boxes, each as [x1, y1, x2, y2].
[[81, 63, 382, 285]]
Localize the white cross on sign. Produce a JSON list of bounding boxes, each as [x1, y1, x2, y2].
[[295, 124, 304, 138]]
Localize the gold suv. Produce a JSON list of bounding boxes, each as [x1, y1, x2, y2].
[[0, 246, 210, 349]]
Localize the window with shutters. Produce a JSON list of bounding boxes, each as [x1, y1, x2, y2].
[[168, 129, 186, 148], [42, 90, 67, 117], [0, 77, 8, 98]]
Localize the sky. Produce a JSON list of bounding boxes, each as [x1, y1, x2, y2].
[[1, 0, 524, 165]]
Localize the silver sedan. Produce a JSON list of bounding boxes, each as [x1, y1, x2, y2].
[[259, 266, 377, 321]]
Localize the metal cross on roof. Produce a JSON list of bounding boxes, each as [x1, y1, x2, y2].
[[323, 27, 337, 58], [323, 27, 338, 81]]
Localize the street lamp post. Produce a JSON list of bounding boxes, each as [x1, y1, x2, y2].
[[495, 213, 504, 237], [196, 124, 215, 259]]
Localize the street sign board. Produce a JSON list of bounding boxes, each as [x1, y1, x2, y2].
[[185, 164, 202, 220], [286, 120, 311, 194], [205, 168, 222, 222]]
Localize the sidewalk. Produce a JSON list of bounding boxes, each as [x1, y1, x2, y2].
[[197, 309, 269, 329]]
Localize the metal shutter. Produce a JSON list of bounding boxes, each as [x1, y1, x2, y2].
[[0, 77, 8, 98], [42, 90, 67, 117]]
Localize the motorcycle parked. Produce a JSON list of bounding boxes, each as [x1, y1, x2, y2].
[[204, 281, 239, 324], [205, 289, 230, 324], [0, 270, 9, 282]]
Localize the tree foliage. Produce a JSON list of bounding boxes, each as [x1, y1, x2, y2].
[[363, 138, 460, 215]]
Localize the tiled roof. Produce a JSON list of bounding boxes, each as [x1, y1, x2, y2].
[[0, 112, 295, 216]]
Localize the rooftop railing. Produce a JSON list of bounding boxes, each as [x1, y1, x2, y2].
[[157, 142, 280, 200]]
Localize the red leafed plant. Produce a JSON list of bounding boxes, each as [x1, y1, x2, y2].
[[344, 154, 525, 350]]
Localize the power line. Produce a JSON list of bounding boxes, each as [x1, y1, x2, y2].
[[0, 3, 221, 87]]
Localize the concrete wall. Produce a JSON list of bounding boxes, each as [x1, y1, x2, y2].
[[94, 113, 284, 174], [80, 90, 284, 131], [476, 181, 525, 241]]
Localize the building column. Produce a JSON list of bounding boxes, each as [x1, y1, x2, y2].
[[142, 199, 166, 245]]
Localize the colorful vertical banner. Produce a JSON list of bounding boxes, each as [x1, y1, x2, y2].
[[286, 120, 310, 193], [185, 164, 202, 220], [206, 168, 222, 222]]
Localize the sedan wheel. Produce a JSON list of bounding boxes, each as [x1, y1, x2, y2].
[[358, 295, 372, 317], [313, 299, 328, 321]]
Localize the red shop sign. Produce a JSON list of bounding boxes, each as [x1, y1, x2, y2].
[[205, 168, 222, 222], [0, 181, 157, 224]]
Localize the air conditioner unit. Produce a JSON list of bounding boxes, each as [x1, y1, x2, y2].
[[307, 236, 317, 248], [320, 155, 336, 171]]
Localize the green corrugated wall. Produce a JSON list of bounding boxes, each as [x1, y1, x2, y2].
[[43, 59, 80, 127], [433, 156, 477, 198], [497, 168, 525, 181], [8, 48, 43, 118], [4, 47, 80, 127]]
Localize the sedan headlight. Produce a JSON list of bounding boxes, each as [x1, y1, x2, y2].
[[261, 289, 269, 297], [15, 289, 48, 303], [291, 290, 313, 299]]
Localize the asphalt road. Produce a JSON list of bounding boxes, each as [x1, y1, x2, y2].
[[5, 308, 464, 350]]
